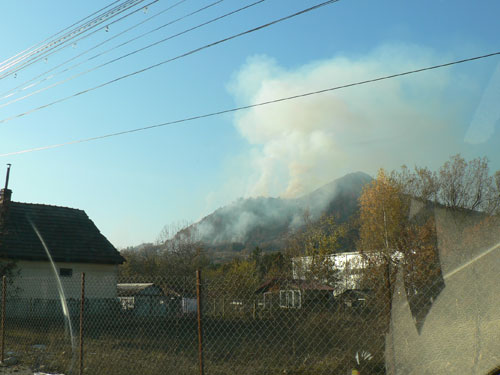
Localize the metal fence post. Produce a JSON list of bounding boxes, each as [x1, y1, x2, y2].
[[385, 260, 396, 375], [79, 272, 85, 375], [196, 269, 205, 375], [1, 275, 5, 363]]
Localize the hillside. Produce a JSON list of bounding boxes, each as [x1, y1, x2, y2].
[[177, 172, 372, 259]]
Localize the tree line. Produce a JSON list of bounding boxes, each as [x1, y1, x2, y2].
[[118, 154, 500, 310]]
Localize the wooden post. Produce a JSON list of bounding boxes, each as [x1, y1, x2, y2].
[[79, 272, 85, 375], [196, 270, 204, 375], [0, 276, 5, 363]]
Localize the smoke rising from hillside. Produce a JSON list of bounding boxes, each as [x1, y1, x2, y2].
[[190, 172, 371, 248], [228, 44, 468, 199], [195, 196, 300, 245], [184, 45, 481, 248]]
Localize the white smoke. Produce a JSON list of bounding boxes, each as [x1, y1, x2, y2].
[[228, 44, 466, 198]]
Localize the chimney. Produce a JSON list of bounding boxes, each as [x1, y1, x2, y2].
[[0, 164, 12, 204]]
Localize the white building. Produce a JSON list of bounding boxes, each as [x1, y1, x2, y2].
[[292, 252, 367, 295], [0, 185, 124, 316], [293, 250, 405, 297]]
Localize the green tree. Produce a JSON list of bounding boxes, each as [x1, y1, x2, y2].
[[286, 214, 345, 288], [204, 257, 260, 318]]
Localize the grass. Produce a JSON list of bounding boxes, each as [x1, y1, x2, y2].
[[1, 310, 386, 375]]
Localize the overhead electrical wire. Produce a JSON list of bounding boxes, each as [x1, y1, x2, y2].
[[0, 0, 223, 102], [0, 0, 151, 80], [1, 51, 498, 157], [0, 0, 145, 75], [0, 0, 122, 69], [0, 0, 125, 70], [0, 0, 142, 75], [0, 0, 339, 124], [0, 0, 196, 101], [0, 0, 263, 108]]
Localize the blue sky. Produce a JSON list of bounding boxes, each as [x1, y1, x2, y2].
[[0, 0, 499, 248]]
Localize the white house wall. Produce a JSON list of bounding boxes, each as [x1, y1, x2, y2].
[[12, 260, 118, 299], [292, 252, 366, 295]]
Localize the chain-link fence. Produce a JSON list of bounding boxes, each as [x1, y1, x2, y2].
[[0, 247, 499, 375], [0, 270, 390, 375]]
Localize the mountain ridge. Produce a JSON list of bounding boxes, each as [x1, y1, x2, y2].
[[176, 172, 372, 260]]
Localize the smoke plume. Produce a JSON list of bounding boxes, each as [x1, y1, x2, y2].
[[228, 44, 467, 199]]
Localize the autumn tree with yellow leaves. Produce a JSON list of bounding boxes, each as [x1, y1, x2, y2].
[[358, 155, 500, 331], [358, 169, 443, 330], [286, 214, 346, 288]]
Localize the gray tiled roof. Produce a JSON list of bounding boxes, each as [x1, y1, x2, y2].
[[0, 201, 124, 264]]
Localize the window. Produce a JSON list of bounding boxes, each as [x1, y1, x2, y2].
[[59, 268, 73, 277], [119, 297, 135, 310], [279, 290, 301, 309]]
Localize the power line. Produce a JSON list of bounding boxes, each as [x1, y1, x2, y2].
[[1, 50, 498, 157], [0, 0, 225, 103], [0, 0, 195, 101], [0, 0, 141, 74], [0, 0, 151, 80], [0, 0, 339, 124], [0, 0, 263, 108], [0, 0, 122, 69], [0, 0, 152, 79], [0, 0, 145, 73]]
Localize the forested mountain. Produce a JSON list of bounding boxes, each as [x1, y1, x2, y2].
[[121, 155, 500, 282], [175, 172, 372, 259]]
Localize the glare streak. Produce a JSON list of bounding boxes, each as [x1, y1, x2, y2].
[[29, 218, 77, 371]]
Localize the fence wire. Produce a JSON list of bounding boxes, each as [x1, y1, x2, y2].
[[0, 251, 498, 375]]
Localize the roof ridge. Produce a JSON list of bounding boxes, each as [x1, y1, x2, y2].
[[10, 201, 86, 212]]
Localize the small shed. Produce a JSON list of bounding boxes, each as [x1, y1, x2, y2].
[[337, 289, 374, 313], [255, 278, 335, 309], [117, 283, 181, 317]]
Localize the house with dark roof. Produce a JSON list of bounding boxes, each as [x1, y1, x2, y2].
[[255, 277, 335, 309], [0, 174, 124, 302]]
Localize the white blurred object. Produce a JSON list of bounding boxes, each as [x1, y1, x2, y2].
[[355, 349, 373, 365], [464, 62, 500, 144]]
